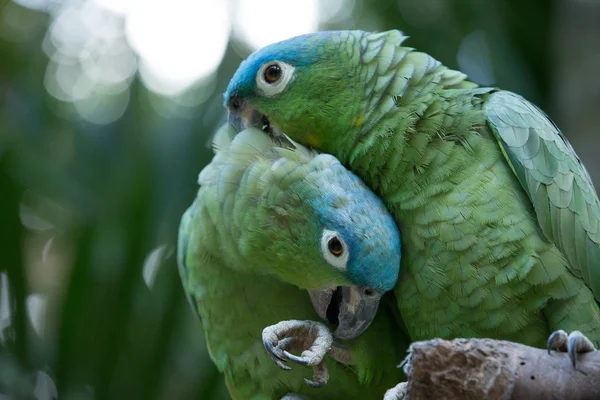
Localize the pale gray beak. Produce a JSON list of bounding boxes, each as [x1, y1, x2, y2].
[[309, 286, 381, 340]]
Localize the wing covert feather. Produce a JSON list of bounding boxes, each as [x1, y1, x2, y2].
[[486, 90, 600, 300]]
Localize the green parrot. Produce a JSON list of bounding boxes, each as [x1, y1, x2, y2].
[[224, 30, 600, 368], [177, 123, 408, 399]]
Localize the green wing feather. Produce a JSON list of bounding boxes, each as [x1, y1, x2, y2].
[[486, 90, 600, 300], [176, 123, 243, 325], [177, 202, 204, 323]]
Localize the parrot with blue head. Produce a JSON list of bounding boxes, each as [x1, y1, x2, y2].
[[178, 123, 407, 399], [224, 30, 600, 374]]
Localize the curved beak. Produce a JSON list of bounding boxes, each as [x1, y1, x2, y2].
[[228, 106, 284, 138], [227, 107, 263, 132], [309, 286, 381, 340]]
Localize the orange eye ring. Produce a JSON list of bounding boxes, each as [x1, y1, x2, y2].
[[264, 64, 282, 84], [328, 237, 343, 257]]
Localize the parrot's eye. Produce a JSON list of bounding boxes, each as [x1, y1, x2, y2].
[[256, 61, 295, 97], [320, 230, 349, 271], [328, 237, 343, 257], [264, 64, 282, 84]]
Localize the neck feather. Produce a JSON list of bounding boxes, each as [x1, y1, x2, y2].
[[327, 38, 486, 210]]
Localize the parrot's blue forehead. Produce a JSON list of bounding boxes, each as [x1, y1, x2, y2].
[[224, 32, 339, 104], [312, 171, 401, 294], [336, 219, 400, 294]]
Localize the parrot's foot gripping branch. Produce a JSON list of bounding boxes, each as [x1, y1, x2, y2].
[[547, 329, 597, 369], [262, 320, 353, 388]]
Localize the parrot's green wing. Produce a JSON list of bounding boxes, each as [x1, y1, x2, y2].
[[176, 205, 191, 284], [177, 202, 203, 324], [486, 90, 600, 300], [176, 123, 239, 325]]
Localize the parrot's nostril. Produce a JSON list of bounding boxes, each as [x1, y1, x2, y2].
[[363, 288, 374, 297], [229, 97, 242, 111]]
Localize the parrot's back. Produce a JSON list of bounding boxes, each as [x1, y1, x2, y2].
[[338, 41, 600, 347]]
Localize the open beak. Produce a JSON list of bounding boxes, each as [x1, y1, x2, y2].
[[309, 286, 381, 340], [228, 106, 283, 137], [228, 107, 264, 132]]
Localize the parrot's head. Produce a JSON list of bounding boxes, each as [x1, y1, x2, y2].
[[300, 169, 401, 339], [207, 124, 401, 340], [225, 30, 381, 155]]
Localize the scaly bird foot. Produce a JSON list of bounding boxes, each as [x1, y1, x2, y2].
[[383, 382, 408, 400], [547, 329, 596, 369], [262, 320, 333, 388]]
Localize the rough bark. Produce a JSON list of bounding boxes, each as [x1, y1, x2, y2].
[[401, 338, 600, 400]]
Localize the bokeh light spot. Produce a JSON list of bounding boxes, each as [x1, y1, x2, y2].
[[125, 0, 231, 95], [234, 0, 319, 49]]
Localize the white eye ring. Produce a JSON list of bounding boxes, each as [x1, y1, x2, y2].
[[256, 61, 295, 97], [320, 230, 349, 272]]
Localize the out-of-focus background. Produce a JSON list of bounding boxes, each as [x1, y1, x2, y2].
[[0, 0, 598, 398]]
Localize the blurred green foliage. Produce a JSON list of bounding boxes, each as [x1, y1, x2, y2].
[[0, 0, 598, 399]]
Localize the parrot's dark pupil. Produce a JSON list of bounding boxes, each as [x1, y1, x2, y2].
[[328, 237, 343, 256], [265, 65, 281, 83]]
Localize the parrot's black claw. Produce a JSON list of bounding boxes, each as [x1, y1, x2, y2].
[[547, 330, 568, 354], [270, 356, 292, 371], [284, 350, 310, 365], [263, 338, 285, 363], [303, 362, 329, 388], [263, 336, 294, 365], [383, 382, 408, 400], [547, 329, 596, 369], [262, 320, 334, 388], [304, 378, 326, 388]]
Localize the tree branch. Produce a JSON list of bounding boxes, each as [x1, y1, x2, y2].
[[399, 338, 600, 400]]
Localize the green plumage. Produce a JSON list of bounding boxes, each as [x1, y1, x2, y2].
[[486, 91, 600, 300], [178, 125, 406, 399], [225, 30, 600, 349]]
